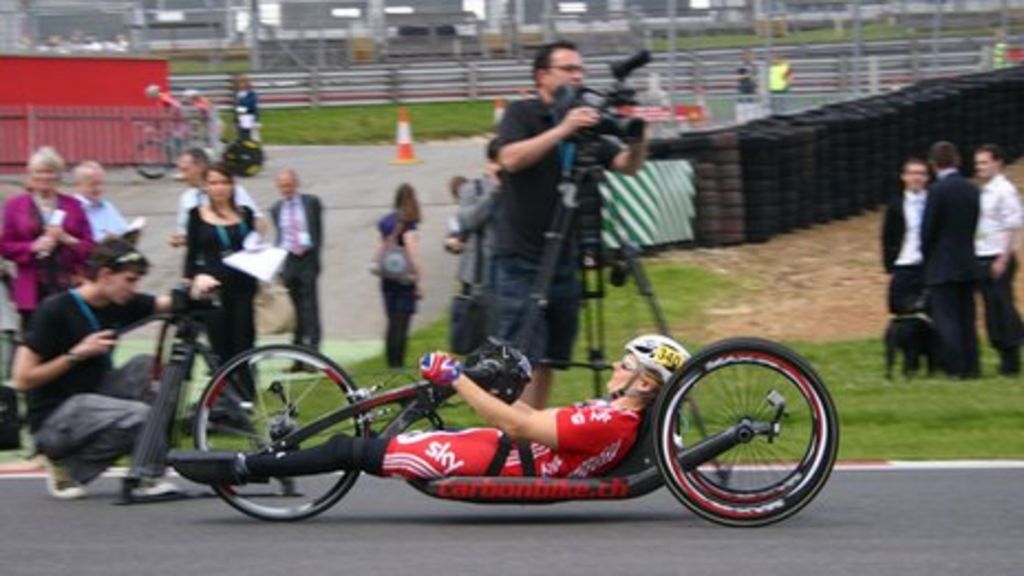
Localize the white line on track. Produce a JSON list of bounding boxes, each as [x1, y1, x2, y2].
[[2, 460, 1024, 480]]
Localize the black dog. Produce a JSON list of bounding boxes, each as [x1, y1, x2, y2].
[[884, 313, 939, 379]]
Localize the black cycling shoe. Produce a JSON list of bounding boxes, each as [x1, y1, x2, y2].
[[168, 451, 249, 485]]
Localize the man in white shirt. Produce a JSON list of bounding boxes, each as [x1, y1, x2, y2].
[[973, 144, 1022, 375], [167, 148, 265, 248], [73, 161, 129, 242], [882, 158, 930, 314]]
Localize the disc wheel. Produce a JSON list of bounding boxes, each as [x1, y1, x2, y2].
[[653, 338, 839, 527], [194, 344, 366, 521], [135, 139, 168, 179]]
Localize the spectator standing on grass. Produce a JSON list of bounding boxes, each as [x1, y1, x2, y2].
[[270, 168, 323, 353], [972, 144, 1023, 375], [73, 161, 129, 242], [921, 141, 980, 379], [233, 75, 261, 142], [0, 147, 94, 333], [375, 184, 424, 368], [882, 158, 931, 315], [169, 148, 264, 248]]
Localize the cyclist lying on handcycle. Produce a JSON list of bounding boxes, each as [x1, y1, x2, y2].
[[171, 335, 688, 484]]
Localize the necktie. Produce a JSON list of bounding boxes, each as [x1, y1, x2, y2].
[[288, 200, 306, 255]]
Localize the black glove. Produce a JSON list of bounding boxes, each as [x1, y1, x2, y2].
[[462, 338, 533, 404]]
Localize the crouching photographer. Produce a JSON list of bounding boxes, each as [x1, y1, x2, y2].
[[11, 239, 220, 500], [493, 40, 649, 408]]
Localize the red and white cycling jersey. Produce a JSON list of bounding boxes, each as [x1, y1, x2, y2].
[[381, 400, 641, 480]]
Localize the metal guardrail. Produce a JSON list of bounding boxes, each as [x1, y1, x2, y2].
[[172, 48, 990, 109]]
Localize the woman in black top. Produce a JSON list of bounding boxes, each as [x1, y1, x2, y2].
[[184, 164, 257, 398]]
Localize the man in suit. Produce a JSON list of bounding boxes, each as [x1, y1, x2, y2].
[[270, 169, 323, 352], [882, 158, 931, 314], [921, 141, 981, 378]]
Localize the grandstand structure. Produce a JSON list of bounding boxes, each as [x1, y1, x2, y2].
[[2, 1, 1023, 69]]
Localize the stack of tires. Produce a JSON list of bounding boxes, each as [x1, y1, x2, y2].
[[679, 130, 746, 247], [738, 127, 782, 243]]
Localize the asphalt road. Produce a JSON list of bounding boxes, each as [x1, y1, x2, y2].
[[1, 469, 1021, 576]]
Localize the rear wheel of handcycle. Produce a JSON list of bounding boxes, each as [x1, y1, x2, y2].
[[194, 344, 366, 521], [653, 338, 839, 527], [222, 139, 263, 177], [135, 139, 168, 180]]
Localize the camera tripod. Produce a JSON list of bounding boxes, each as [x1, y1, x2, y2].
[[513, 160, 671, 396]]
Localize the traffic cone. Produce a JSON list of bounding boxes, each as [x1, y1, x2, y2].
[[493, 98, 506, 126], [390, 106, 422, 165]]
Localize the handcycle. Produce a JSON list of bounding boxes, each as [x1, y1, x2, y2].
[[188, 337, 839, 527]]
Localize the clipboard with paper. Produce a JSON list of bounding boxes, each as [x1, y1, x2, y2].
[[223, 232, 288, 282]]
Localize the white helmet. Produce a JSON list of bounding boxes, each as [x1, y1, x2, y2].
[[144, 84, 160, 99], [624, 334, 689, 384], [183, 88, 199, 99]]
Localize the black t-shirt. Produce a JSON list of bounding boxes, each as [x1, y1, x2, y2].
[[23, 291, 156, 431], [494, 98, 621, 260], [183, 206, 257, 293]]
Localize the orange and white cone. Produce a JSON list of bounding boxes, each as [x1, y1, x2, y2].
[[390, 106, 422, 165], [493, 98, 506, 126]]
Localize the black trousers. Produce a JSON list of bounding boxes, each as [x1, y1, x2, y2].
[[282, 255, 321, 351], [385, 309, 413, 368], [889, 265, 926, 314], [205, 285, 257, 398], [977, 255, 1023, 374], [928, 281, 979, 378]]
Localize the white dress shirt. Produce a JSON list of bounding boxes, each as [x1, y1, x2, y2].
[[976, 173, 1023, 257], [895, 189, 928, 267], [277, 196, 312, 252]]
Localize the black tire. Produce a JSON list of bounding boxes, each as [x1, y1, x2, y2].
[[193, 344, 366, 521], [653, 338, 839, 527], [135, 139, 169, 180]]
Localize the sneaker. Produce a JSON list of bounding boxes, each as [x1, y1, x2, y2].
[[131, 478, 181, 498], [44, 458, 87, 500], [168, 450, 247, 485]]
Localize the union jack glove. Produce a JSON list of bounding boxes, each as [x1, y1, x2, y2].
[[419, 352, 462, 387]]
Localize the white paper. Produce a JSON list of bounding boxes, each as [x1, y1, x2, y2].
[[238, 113, 256, 130], [126, 217, 146, 233], [224, 232, 287, 282], [49, 209, 66, 227]]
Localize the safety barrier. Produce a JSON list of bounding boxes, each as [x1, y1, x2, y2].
[[648, 65, 1024, 247], [0, 106, 202, 169]]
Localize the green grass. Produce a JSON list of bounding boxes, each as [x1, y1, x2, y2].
[[331, 259, 1024, 461], [794, 339, 1024, 460], [221, 101, 496, 145], [653, 23, 1023, 51]]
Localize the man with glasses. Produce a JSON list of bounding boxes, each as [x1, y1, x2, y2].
[[492, 40, 648, 409], [12, 239, 180, 499]]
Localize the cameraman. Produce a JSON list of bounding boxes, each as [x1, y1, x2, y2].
[[493, 40, 648, 408]]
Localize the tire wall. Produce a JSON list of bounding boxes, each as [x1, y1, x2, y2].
[[648, 66, 1024, 247]]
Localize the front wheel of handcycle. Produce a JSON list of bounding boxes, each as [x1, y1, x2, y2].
[[193, 344, 366, 521], [653, 338, 839, 527], [134, 139, 168, 180]]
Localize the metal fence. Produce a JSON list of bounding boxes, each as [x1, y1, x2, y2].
[[169, 47, 991, 110]]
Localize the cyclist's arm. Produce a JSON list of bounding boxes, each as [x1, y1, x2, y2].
[[452, 374, 558, 449]]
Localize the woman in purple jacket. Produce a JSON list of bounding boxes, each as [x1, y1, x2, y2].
[[1, 147, 94, 331]]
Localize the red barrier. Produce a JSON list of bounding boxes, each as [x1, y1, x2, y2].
[[0, 55, 171, 170], [0, 55, 168, 107]]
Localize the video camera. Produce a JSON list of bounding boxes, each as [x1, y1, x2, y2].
[[551, 50, 652, 147]]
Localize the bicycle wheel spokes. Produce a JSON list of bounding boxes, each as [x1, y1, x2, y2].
[[655, 339, 839, 526], [195, 345, 364, 521]]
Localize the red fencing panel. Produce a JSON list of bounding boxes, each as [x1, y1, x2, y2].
[[0, 55, 169, 107]]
